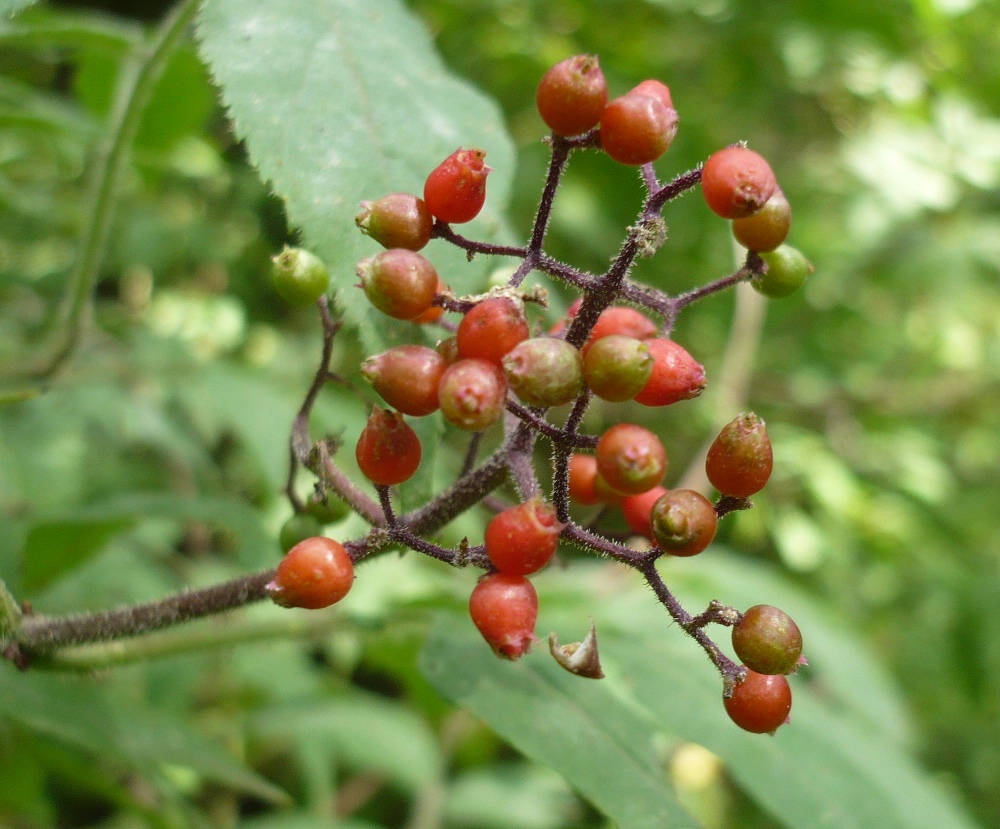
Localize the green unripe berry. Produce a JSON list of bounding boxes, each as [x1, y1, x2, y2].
[[583, 335, 654, 402], [732, 189, 791, 253], [306, 494, 351, 525], [279, 513, 324, 552], [355, 193, 434, 251], [271, 247, 330, 306], [502, 337, 584, 408], [753, 245, 813, 298]]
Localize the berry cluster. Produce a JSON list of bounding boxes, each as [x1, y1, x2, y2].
[[270, 55, 811, 734]]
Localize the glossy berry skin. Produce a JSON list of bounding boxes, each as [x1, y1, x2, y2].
[[753, 245, 813, 299], [600, 93, 679, 165], [583, 306, 657, 355], [568, 454, 601, 506], [732, 605, 803, 676], [724, 670, 792, 734], [279, 512, 324, 553], [705, 412, 773, 497], [485, 497, 563, 575], [271, 247, 330, 306], [361, 345, 447, 417], [424, 148, 491, 224], [355, 193, 433, 251], [469, 573, 538, 660], [355, 407, 422, 486], [627, 79, 674, 112], [267, 536, 354, 610], [457, 297, 530, 365], [595, 423, 667, 496], [633, 338, 706, 407], [621, 485, 668, 540], [732, 189, 791, 253], [650, 489, 718, 557], [503, 337, 584, 408], [438, 359, 508, 431], [583, 335, 654, 402], [357, 248, 438, 320], [412, 276, 447, 324], [701, 146, 777, 219], [536, 54, 608, 136]]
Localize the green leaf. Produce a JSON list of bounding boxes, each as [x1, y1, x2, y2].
[[22, 516, 135, 593], [196, 0, 516, 349], [420, 615, 698, 829], [0, 0, 38, 20]]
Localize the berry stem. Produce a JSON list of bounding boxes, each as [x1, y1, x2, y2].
[[504, 400, 598, 449]]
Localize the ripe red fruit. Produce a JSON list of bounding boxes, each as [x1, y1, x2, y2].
[[595, 423, 667, 496], [355, 407, 422, 486], [355, 193, 433, 251], [627, 79, 674, 112], [536, 54, 609, 137], [621, 485, 668, 540], [593, 471, 626, 505], [568, 454, 601, 506], [469, 573, 538, 660], [732, 605, 803, 676], [649, 489, 718, 557], [361, 345, 447, 417], [731, 188, 791, 253], [582, 306, 657, 355], [583, 335, 654, 402], [705, 412, 773, 497], [485, 496, 563, 575], [457, 296, 530, 365], [502, 337, 584, 408], [438, 358, 508, 431], [633, 338, 706, 407], [724, 670, 792, 734], [267, 536, 354, 610], [424, 148, 491, 224], [600, 93, 679, 165], [701, 146, 777, 219], [357, 248, 438, 320]]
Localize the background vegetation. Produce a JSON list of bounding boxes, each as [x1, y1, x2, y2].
[[1, 0, 998, 827]]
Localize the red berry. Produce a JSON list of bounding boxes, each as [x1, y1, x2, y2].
[[485, 496, 563, 575], [568, 454, 601, 506], [457, 296, 530, 365], [595, 423, 667, 496], [423, 148, 491, 224], [361, 345, 447, 417], [502, 337, 584, 408], [705, 412, 773, 497], [731, 188, 791, 253], [357, 248, 438, 320], [582, 306, 657, 355], [701, 146, 777, 219], [600, 93, 678, 165], [724, 670, 792, 734], [621, 485, 668, 540], [355, 193, 433, 251], [583, 335, 654, 402], [732, 605, 803, 676], [536, 54, 608, 137], [469, 573, 538, 660], [438, 358, 508, 431], [627, 79, 674, 113], [633, 338, 706, 407], [267, 536, 354, 610], [649, 489, 717, 557], [355, 407, 422, 486]]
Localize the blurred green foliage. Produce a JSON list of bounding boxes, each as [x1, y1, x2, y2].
[[0, 0, 998, 827]]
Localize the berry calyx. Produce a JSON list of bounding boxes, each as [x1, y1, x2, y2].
[[271, 246, 330, 306], [438, 359, 508, 431], [583, 335, 654, 402], [568, 454, 601, 506], [633, 338, 706, 407], [361, 345, 447, 417], [732, 188, 791, 253], [724, 670, 792, 734], [469, 573, 538, 660], [600, 93, 679, 166], [456, 296, 530, 365], [595, 423, 667, 495], [732, 605, 803, 676], [424, 148, 491, 224], [357, 248, 438, 320], [753, 245, 813, 299], [536, 54, 609, 137], [355, 193, 433, 251], [701, 146, 777, 219], [649, 489, 718, 557], [502, 337, 584, 408], [279, 512, 324, 553], [705, 412, 773, 498], [485, 496, 563, 575], [621, 484, 668, 541], [355, 407, 422, 486], [267, 536, 354, 610]]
